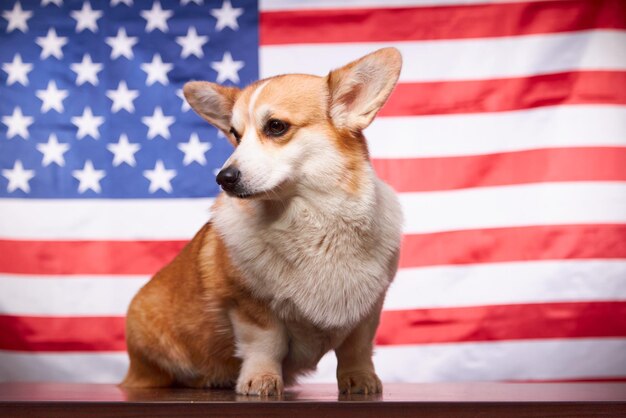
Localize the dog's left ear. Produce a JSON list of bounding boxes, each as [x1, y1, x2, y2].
[[327, 47, 402, 132], [183, 81, 240, 137]]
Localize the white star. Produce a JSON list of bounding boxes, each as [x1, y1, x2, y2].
[[106, 81, 139, 113], [140, 54, 172, 86], [36, 133, 69, 167], [105, 28, 138, 59], [35, 81, 69, 113], [70, 54, 103, 86], [140, 1, 173, 33], [181, 0, 202, 4], [210, 0, 243, 31], [106, 133, 140, 167], [2, 107, 33, 139], [2, 54, 32, 86], [71, 2, 102, 32], [211, 51, 244, 84], [2, 2, 32, 33], [42, 0, 63, 6], [176, 27, 208, 59], [71, 107, 104, 140], [35, 28, 68, 59], [2, 160, 35, 193], [72, 160, 105, 193], [178, 133, 211, 165], [144, 160, 176, 193], [111, 0, 132, 5], [176, 89, 191, 111], [142, 107, 174, 139]]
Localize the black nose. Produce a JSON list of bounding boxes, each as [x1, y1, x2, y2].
[[216, 166, 240, 189]]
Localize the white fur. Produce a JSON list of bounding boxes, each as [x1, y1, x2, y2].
[[229, 310, 288, 394], [214, 172, 401, 330]]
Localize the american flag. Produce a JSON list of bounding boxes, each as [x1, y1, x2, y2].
[[1, 0, 625, 383]]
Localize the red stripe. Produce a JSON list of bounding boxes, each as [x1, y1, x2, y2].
[[373, 147, 626, 193], [379, 71, 626, 117], [3, 301, 625, 351], [0, 315, 126, 352], [260, 0, 626, 45], [0, 240, 187, 275], [400, 224, 626, 268], [2, 225, 625, 275], [376, 301, 626, 345]]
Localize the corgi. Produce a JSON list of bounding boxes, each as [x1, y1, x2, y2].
[[122, 48, 403, 396]]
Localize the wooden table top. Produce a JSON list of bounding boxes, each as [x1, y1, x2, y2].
[[1, 382, 625, 417]]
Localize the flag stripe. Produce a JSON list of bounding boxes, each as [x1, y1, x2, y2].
[[260, 0, 556, 12], [380, 71, 626, 117], [3, 338, 626, 383], [0, 198, 213, 240], [401, 182, 626, 235], [367, 105, 626, 158], [400, 224, 626, 268], [2, 223, 625, 275], [260, 0, 626, 45], [0, 352, 129, 384], [387, 260, 626, 310], [3, 260, 626, 315], [0, 275, 148, 316], [306, 338, 626, 382], [0, 316, 126, 352], [2, 301, 624, 352], [376, 301, 626, 345], [260, 31, 626, 82], [373, 147, 626, 192], [1, 182, 624, 242], [0, 240, 186, 275]]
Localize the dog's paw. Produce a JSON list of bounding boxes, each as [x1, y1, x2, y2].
[[338, 371, 382, 395], [236, 373, 283, 396]]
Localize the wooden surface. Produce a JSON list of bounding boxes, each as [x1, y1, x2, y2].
[[1, 382, 625, 417]]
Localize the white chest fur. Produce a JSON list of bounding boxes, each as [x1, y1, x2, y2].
[[213, 178, 403, 330]]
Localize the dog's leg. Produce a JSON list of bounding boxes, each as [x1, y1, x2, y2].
[[229, 309, 288, 396], [334, 299, 384, 395]]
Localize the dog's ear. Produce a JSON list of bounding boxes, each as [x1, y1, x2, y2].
[[183, 81, 240, 135], [327, 47, 402, 132]]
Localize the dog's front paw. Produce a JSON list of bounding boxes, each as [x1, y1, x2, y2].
[[338, 371, 382, 394], [236, 373, 284, 396]]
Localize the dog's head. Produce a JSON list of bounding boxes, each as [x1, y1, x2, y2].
[[184, 48, 402, 199]]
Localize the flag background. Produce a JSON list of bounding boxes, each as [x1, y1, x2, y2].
[[1, 0, 625, 383]]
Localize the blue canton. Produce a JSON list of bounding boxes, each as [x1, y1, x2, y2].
[[0, 0, 259, 198]]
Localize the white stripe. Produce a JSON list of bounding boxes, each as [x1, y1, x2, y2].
[[0, 352, 128, 383], [4, 260, 625, 316], [367, 105, 626, 158], [260, 0, 545, 11], [0, 198, 213, 240], [305, 338, 626, 383], [260, 30, 626, 82], [1, 182, 624, 239], [0, 275, 149, 316], [400, 182, 626, 234], [385, 260, 626, 310], [2, 338, 624, 383]]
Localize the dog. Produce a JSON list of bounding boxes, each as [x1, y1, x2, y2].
[[122, 48, 403, 396]]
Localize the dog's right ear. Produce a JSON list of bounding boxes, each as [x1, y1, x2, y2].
[[183, 81, 240, 135]]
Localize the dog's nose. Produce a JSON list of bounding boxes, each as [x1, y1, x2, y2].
[[216, 166, 241, 189]]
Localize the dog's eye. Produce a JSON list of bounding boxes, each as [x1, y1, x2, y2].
[[265, 119, 289, 137], [229, 127, 241, 144]]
